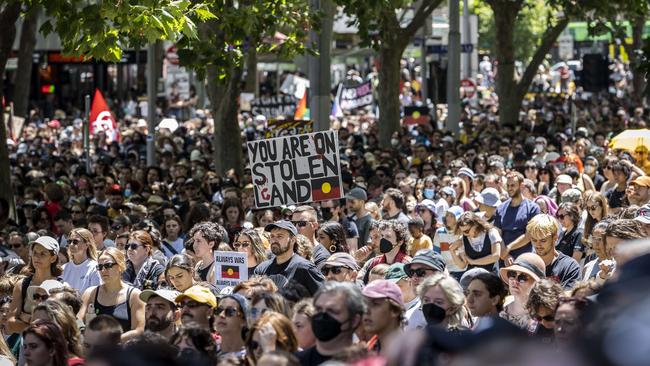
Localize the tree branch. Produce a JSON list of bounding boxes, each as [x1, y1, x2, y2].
[[403, 0, 445, 37], [516, 15, 569, 97]]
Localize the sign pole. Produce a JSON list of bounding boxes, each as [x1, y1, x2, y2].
[[84, 95, 91, 173]]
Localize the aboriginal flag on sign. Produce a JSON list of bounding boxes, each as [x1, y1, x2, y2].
[[403, 106, 430, 125], [221, 265, 240, 279], [311, 176, 341, 201]]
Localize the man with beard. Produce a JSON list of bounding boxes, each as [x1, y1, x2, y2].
[[345, 188, 372, 247], [140, 288, 181, 340], [291, 206, 330, 266], [495, 172, 541, 266], [380, 188, 410, 225], [175, 285, 217, 331], [254, 220, 325, 295]]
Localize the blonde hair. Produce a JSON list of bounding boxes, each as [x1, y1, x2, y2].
[[98, 247, 127, 273], [247, 312, 298, 364], [417, 273, 467, 330], [69, 228, 98, 261], [526, 214, 560, 240], [33, 299, 83, 357]]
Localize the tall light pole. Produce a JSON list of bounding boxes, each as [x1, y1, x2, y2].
[[462, 0, 471, 78], [447, 0, 461, 135], [146, 42, 157, 166], [308, 0, 333, 132]]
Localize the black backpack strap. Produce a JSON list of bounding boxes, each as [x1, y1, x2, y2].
[[161, 240, 178, 256]]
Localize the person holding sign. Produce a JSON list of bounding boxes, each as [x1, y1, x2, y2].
[[233, 229, 267, 277], [253, 221, 325, 296], [188, 222, 226, 283]]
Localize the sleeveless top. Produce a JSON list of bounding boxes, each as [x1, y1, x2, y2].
[[462, 232, 496, 272], [197, 261, 214, 282], [93, 286, 134, 332]]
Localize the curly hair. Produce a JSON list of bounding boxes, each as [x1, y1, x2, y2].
[[188, 222, 225, 248], [604, 219, 646, 241], [377, 220, 411, 248], [417, 273, 466, 330], [454, 211, 492, 236], [526, 279, 563, 315]]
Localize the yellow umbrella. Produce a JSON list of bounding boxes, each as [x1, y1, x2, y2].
[[609, 129, 650, 152]]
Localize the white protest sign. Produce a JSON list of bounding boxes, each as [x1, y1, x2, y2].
[[214, 251, 248, 290], [247, 130, 343, 208]]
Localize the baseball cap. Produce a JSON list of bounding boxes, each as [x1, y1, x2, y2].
[[323, 252, 360, 271], [556, 174, 573, 185], [140, 289, 181, 305], [264, 220, 298, 236], [459, 268, 489, 290], [31, 236, 59, 256], [447, 206, 464, 220], [635, 204, 650, 224], [561, 188, 582, 204], [220, 293, 250, 318], [362, 279, 404, 309], [175, 285, 217, 308], [384, 263, 408, 284], [476, 188, 501, 208], [404, 249, 446, 274], [631, 176, 650, 188], [344, 187, 368, 201]]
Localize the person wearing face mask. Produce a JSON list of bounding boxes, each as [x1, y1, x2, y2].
[[319, 199, 359, 251], [358, 220, 411, 284], [295, 282, 365, 366], [533, 137, 551, 164], [416, 273, 468, 331]]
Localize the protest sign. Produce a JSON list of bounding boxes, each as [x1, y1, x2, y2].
[[403, 106, 430, 125], [265, 119, 313, 138], [338, 81, 373, 111], [248, 130, 343, 208], [213, 251, 248, 290], [251, 95, 298, 119]]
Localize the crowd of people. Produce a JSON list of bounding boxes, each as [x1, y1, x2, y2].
[[1, 56, 650, 366]]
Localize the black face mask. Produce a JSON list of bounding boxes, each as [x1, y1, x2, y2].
[[379, 238, 396, 254], [210, 183, 220, 192], [311, 312, 344, 342], [321, 208, 333, 221], [422, 303, 447, 325]]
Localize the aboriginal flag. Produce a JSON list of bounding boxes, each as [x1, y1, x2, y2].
[[403, 106, 430, 125], [311, 176, 341, 202], [221, 265, 240, 279]]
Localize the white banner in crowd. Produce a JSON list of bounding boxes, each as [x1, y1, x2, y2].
[[213, 251, 248, 290], [247, 130, 343, 208]]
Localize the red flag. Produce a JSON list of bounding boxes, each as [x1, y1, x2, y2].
[[89, 89, 119, 143]]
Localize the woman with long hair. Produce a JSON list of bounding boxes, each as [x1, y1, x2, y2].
[[164, 254, 197, 292], [233, 229, 267, 277], [599, 156, 619, 194], [7, 237, 62, 334], [223, 197, 246, 243], [161, 215, 185, 258], [316, 222, 349, 255], [451, 212, 501, 271], [555, 202, 585, 262], [583, 219, 614, 283], [291, 299, 316, 350], [417, 273, 467, 331], [63, 228, 101, 295], [215, 294, 249, 359], [78, 247, 145, 341], [583, 192, 609, 246], [246, 311, 299, 365], [498, 252, 546, 329], [450, 177, 477, 212], [250, 293, 291, 323], [22, 320, 68, 366], [122, 230, 166, 290], [32, 299, 83, 360]]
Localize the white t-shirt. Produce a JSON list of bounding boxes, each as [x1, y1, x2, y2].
[[434, 227, 463, 272], [461, 228, 502, 254], [405, 301, 427, 331], [62, 258, 102, 294]]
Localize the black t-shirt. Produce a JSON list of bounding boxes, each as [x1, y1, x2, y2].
[[295, 346, 331, 366], [546, 252, 582, 289], [555, 227, 583, 258], [311, 244, 330, 268], [254, 254, 325, 295], [605, 187, 628, 208], [593, 174, 606, 191]]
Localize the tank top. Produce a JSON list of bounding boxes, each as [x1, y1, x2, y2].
[[462, 232, 496, 272], [197, 261, 214, 282], [93, 286, 134, 332]]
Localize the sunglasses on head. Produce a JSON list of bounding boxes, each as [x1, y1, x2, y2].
[[506, 270, 531, 283], [407, 268, 433, 278], [292, 220, 309, 227], [33, 294, 49, 302], [321, 266, 345, 276], [533, 314, 555, 322], [97, 262, 118, 271], [215, 306, 239, 317]]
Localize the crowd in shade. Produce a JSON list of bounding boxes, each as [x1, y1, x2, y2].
[[0, 58, 649, 366]]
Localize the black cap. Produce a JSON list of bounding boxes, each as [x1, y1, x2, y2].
[[264, 220, 298, 236], [344, 187, 367, 201]]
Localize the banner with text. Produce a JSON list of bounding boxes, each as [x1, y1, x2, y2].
[[213, 251, 248, 290], [248, 130, 343, 208], [251, 95, 298, 119], [338, 81, 373, 111], [265, 119, 313, 138]]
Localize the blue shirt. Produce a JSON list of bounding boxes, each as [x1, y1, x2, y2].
[[494, 198, 540, 257]]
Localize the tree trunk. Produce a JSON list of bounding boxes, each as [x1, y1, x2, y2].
[[14, 6, 40, 118], [243, 45, 258, 96], [490, 0, 521, 126], [378, 44, 405, 148], [0, 2, 23, 226], [207, 64, 244, 177]]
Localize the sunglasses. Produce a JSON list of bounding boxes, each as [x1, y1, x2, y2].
[[233, 241, 251, 249], [8, 243, 23, 250], [533, 314, 555, 322], [126, 243, 143, 250], [291, 220, 309, 227], [557, 214, 567, 220], [506, 270, 531, 283], [97, 262, 118, 271], [251, 340, 261, 351], [69, 239, 83, 246], [321, 266, 345, 276], [407, 268, 433, 278], [112, 224, 123, 231], [587, 205, 600, 211], [33, 294, 49, 302], [215, 306, 239, 317]]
